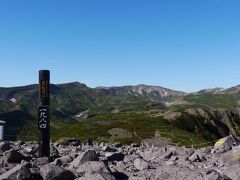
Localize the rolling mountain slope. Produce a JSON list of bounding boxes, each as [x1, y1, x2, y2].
[[1, 82, 240, 146], [0, 82, 184, 139]]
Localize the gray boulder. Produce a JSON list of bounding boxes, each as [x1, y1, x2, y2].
[[58, 155, 73, 164], [133, 158, 149, 171], [189, 152, 206, 162], [0, 141, 11, 155], [50, 146, 60, 159], [189, 153, 200, 162], [102, 146, 117, 152], [0, 168, 7, 175], [221, 147, 240, 165], [214, 136, 236, 153], [52, 158, 63, 166], [15, 141, 25, 146], [34, 157, 49, 166], [222, 164, 240, 180], [169, 156, 178, 162], [40, 164, 75, 180], [160, 150, 173, 160], [105, 152, 125, 161], [4, 150, 30, 163], [142, 147, 167, 161], [70, 150, 99, 168], [24, 145, 38, 155], [0, 161, 31, 180], [76, 161, 116, 180]]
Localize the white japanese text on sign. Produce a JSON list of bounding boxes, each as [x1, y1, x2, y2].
[[38, 107, 48, 129]]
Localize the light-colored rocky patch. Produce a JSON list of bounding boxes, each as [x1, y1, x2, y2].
[[164, 111, 182, 120], [108, 128, 133, 138]]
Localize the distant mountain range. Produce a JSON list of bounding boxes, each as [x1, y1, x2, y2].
[[96, 84, 185, 98], [1, 82, 240, 146]]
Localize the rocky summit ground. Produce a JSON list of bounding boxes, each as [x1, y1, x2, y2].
[[0, 136, 240, 180]]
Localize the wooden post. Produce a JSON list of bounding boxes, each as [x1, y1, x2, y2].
[[38, 70, 50, 157]]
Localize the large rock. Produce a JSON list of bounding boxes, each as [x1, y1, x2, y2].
[[24, 145, 38, 155], [133, 158, 149, 171], [221, 147, 240, 165], [214, 136, 237, 152], [102, 146, 117, 152], [0, 141, 11, 155], [0, 161, 31, 180], [105, 152, 125, 161], [223, 164, 240, 180], [76, 161, 116, 180], [30, 145, 60, 159], [15, 141, 25, 146], [143, 147, 167, 161], [160, 150, 173, 160], [50, 146, 60, 159], [58, 155, 74, 164], [4, 150, 30, 163], [40, 164, 75, 180], [189, 152, 206, 162], [52, 158, 63, 166], [70, 150, 99, 168]]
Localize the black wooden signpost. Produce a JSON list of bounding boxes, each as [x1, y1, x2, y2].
[[38, 70, 50, 157]]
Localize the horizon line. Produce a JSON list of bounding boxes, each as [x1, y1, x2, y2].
[[0, 80, 239, 94]]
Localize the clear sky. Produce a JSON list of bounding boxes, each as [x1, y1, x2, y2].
[[0, 0, 240, 92]]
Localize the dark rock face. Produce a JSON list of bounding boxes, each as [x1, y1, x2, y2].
[[105, 152, 125, 161], [52, 158, 62, 166], [0, 141, 11, 155], [0, 136, 240, 180], [4, 149, 30, 163], [102, 146, 117, 152]]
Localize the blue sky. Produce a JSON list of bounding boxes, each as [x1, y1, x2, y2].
[[0, 0, 240, 92]]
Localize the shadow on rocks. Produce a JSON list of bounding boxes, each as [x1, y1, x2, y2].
[[112, 172, 129, 180]]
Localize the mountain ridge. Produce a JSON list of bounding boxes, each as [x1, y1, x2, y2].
[[1, 81, 240, 95], [1, 81, 240, 145]]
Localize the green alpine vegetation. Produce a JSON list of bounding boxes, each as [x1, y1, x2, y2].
[[1, 82, 240, 147]]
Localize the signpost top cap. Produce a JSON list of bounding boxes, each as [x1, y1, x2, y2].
[[39, 70, 50, 80], [39, 70, 50, 74]]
